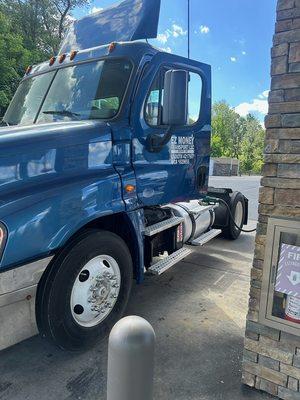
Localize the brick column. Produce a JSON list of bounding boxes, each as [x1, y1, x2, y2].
[[242, 0, 300, 398]]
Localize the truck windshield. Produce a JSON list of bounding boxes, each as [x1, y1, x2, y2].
[[3, 59, 133, 126]]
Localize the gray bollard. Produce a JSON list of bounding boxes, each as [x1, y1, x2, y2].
[[107, 316, 155, 400]]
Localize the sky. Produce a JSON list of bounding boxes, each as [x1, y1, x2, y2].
[[73, 0, 278, 122]]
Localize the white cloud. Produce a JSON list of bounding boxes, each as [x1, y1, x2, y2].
[[89, 6, 103, 14], [242, 51, 246, 55], [230, 57, 237, 62], [200, 25, 210, 34], [258, 90, 270, 99], [235, 91, 269, 117], [157, 32, 170, 44], [160, 47, 172, 53], [156, 23, 186, 45], [171, 24, 187, 38]]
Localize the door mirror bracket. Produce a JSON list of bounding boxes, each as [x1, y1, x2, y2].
[[146, 126, 172, 153]]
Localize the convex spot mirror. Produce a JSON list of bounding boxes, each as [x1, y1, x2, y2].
[[162, 69, 188, 126]]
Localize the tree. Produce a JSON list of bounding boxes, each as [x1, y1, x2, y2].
[[0, 0, 90, 55], [240, 115, 265, 174], [0, 12, 32, 116], [211, 101, 265, 174], [0, 0, 90, 116], [211, 100, 242, 158]]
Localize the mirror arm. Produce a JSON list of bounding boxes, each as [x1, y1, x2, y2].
[[146, 126, 173, 153]]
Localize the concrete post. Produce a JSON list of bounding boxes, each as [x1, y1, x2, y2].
[[107, 316, 155, 400]]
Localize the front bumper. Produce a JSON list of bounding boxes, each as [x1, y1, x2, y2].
[[0, 256, 53, 351]]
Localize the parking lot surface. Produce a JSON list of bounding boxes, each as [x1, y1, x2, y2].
[[0, 176, 271, 400]]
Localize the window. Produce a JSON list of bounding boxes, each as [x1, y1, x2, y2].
[[145, 72, 161, 126], [145, 68, 202, 126], [37, 59, 132, 124], [259, 218, 300, 336], [3, 59, 133, 127], [4, 72, 55, 126], [188, 72, 202, 125]]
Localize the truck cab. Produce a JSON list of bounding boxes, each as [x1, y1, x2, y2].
[[0, 40, 247, 351]]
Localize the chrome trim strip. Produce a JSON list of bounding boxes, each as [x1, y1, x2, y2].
[[0, 256, 53, 296]]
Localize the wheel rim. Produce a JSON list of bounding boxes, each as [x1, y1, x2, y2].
[[70, 255, 121, 328], [234, 201, 243, 228]]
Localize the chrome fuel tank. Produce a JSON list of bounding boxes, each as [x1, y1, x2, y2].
[[166, 201, 216, 243]]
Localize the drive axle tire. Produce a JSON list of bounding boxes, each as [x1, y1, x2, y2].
[[36, 230, 133, 351], [222, 192, 245, 240]]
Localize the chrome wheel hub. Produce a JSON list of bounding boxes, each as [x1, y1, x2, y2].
[[71, 255, 121, 327]]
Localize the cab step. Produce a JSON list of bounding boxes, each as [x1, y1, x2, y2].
[[148, 247, 192, 275], [144, 216, 184, 237], [189, 228, 222, 246]]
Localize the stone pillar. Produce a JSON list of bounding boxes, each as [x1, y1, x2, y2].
[[242, 0, 300, 398]]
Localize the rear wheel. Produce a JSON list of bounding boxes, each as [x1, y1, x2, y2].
[[222, 192, 245, 240], [36, 230, 133, 350]]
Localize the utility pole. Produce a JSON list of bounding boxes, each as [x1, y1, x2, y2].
[[188, 0, 190, 59]]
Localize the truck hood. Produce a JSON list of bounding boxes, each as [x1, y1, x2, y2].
[[0, 120, 110, 145], [0, 121, 113, 197]]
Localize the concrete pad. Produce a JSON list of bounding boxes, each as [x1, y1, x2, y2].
[[0, 222, 273, 400]]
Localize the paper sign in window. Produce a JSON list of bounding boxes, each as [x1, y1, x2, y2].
[[275, 243, 300, 297]]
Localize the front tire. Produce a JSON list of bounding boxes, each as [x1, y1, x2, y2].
[[36, 230, 133, 351]]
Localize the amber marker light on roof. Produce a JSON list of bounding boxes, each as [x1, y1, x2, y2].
[[59, 54, 66, 63], [49, 56, 56, 66], [25, 65, 32, 75], [108, 42, 117, 53], [70, 50, 78, 61]]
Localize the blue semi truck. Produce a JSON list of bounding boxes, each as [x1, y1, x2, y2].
[[0, 0, 248, 350]]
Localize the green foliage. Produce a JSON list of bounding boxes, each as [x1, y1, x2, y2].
[[0, 11, 32, 115], [0, 0, 90, 117], [211, 101, 265, 174]]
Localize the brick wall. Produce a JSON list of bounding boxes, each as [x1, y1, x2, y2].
[[242, 0, 300, 398]]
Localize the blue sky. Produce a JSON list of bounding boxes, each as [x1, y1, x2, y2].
[[73, 0, 277, 122]]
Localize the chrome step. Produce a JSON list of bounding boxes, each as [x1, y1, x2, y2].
[[144, 216, 184, 237], [148, 247, 192, 275], [189, 228, 222, 246]]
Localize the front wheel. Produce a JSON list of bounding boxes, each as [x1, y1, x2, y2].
[[36, 230, 133, 350], [222, 192, 246, 240]]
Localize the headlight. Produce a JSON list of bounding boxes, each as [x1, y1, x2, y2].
[[0, 223, 7, 259]]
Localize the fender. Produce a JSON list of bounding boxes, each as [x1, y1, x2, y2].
[[0, 121, 127, 270]]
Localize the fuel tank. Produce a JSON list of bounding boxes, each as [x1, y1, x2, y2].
[[166, 201, 216, 243]]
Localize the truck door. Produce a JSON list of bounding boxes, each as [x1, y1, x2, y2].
[[131, 52, 211, 206]]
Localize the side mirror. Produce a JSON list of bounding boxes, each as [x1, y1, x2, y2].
[[162, 69, 188, 126]]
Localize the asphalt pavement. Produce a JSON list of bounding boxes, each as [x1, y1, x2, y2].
[[0, 176, 271, 400]]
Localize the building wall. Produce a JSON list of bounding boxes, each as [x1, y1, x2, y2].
[[242, 0, 300, 398], [211, 157, 239, 176]]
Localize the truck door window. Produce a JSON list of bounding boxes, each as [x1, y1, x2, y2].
[[145, 72, 162, 126], [188, 72, 202, 125], [145, 68, 202, 127]]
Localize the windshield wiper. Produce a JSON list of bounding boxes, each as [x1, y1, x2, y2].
[[0, 120, 10, 126], [43, 110, 80, 119]]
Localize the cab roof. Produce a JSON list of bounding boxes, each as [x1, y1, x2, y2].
[[25, 41, 159, 79]]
